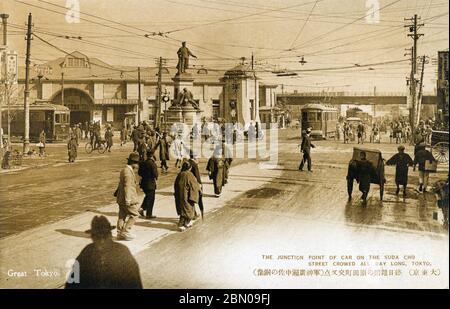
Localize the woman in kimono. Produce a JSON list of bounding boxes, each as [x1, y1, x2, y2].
[[174, 161, 200, 231], [386, 145, 414, 197]]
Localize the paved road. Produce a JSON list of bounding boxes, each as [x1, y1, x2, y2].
[[134, 133, 448, 288]]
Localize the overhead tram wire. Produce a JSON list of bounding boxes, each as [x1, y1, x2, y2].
[[162, 0, 327, 34], [288, 0, 320, 51], [12, 0, 239, 60], [33, 33, 140, 76]]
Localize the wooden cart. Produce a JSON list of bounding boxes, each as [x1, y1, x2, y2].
[[347, 147, 386, 200], [430, 130, 449, 164]]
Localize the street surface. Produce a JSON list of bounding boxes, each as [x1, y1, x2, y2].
[[0, 129, 448, 288]]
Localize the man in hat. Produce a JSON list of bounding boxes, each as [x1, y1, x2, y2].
[[115, 153, 140, 240], [299, 127, 315, 172], [386, 145, 414, 197], [105, 124, 114, 153], [413, 143, 436, 193], [138, 149, 159, 219], [65, 215, 142, 289], [156, 132, 170, 173], [174, 160, 200, 231]]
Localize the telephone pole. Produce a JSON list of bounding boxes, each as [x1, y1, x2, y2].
[[1, 13, 10, 153], [155, 57, 167, 129], [404, 14, 424, 134], [23, 13, 32, 154], [61, 72, 64, 105], [137, 67, 141, 124], [416, 55, 428, 126]]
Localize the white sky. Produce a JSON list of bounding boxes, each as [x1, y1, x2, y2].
[[2, 0, 449, 93]]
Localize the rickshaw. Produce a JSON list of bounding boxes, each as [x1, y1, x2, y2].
[[347, 147, 386, 200], [430, 130, 449, 164]]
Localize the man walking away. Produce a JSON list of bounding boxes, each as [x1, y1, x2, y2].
[[189, 151, 203, 219], [299, 127, 315, 172], [138, 149, 158, 219], [65, 216, 142, 289], [356, 151, 376, 205], [386, 145, 413, 197], [413, 143, 436, 193], [174, 161, 200, 231], [207, 147, 226, 197], [115, 153, 140, 240]]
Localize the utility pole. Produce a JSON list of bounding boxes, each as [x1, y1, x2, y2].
[[155, 57, 167, 129], [23, 13, 32, 154], [156, 58, 162, 128], [137, 66, 141, 124], [405, 14, 424, 134], [61, 72, 64, 106], [416, 55, 428, 126], [1, 13, 10, 153]]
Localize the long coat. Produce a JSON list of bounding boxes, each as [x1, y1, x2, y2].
[[105, 129, 114, 147], [174, 171, 200, 219], [68, 139, 78, 161], [138, 158, 158, 192], [386, 153, 413, 185], [65, 239, 142, 289], [207, 156, 226, 194], [157, 137, 170, 161], [413, 149, 435, 172], [116, 165, 139, 207]]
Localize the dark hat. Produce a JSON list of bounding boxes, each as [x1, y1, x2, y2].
[[181, 160, 191, 171], [127, 152, 140, 163], [146, 148, 154, 156], [85, 215, 115, 236], [398, 145, 405, 151]]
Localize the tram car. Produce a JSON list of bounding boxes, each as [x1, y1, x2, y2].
[[300, 103, 338, 139], [1, 101, 70, 142]]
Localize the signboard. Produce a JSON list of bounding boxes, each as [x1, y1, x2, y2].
[[106, 107, 114, 122], [92, 110, 102, 124]]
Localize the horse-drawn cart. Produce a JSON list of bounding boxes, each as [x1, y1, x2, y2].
[[430, 130, 449, 164], [347, 147, 386, 200]]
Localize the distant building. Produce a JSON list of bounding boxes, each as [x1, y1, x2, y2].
[[16, 51, 281, 130]]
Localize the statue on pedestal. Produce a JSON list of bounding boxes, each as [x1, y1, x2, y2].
[[176, 42, 197, 75], [173, 88, 199, 109]]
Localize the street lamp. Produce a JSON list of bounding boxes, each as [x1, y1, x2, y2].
[[162, 88, 170, 132]]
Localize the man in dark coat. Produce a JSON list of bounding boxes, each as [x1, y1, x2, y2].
[[207, 147, 226, 197], [65, 216, 142, 289], [156, 132, 170, 173], [386, 145, 414, 196], [138, 149, 159, 219], [174, 161, 200, 231], [299, 127, 315, 172], [413, 143, 436, 193], [356, 151, 376, 204], [68, 136, 78, 163], [189, 151, 203, 219], [105, 125, 114, 152]]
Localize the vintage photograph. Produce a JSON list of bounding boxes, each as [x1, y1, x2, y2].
[[0, 0, 448, 290]]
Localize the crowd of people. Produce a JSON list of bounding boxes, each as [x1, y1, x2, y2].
[[113, 120, 234, 240]]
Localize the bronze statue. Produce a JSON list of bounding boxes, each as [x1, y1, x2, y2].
[[176, 42, 197, 74], [175, 88, 199, 109]]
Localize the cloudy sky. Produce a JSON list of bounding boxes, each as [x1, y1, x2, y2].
[[2, 0, 448, 93]]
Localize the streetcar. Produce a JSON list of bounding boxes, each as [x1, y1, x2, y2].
[[1, 101, 71, 142], [300, 103, 338, 139]]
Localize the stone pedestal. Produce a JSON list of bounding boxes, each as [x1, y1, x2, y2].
[[164, 73, 202, 132]]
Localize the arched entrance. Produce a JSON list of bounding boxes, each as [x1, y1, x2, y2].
[[51, 88, 94, 125]]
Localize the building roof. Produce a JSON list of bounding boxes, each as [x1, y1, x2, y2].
[[18, 51, 227, 84]]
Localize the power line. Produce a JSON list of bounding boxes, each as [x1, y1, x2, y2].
[[288, 0, 320, 50]]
